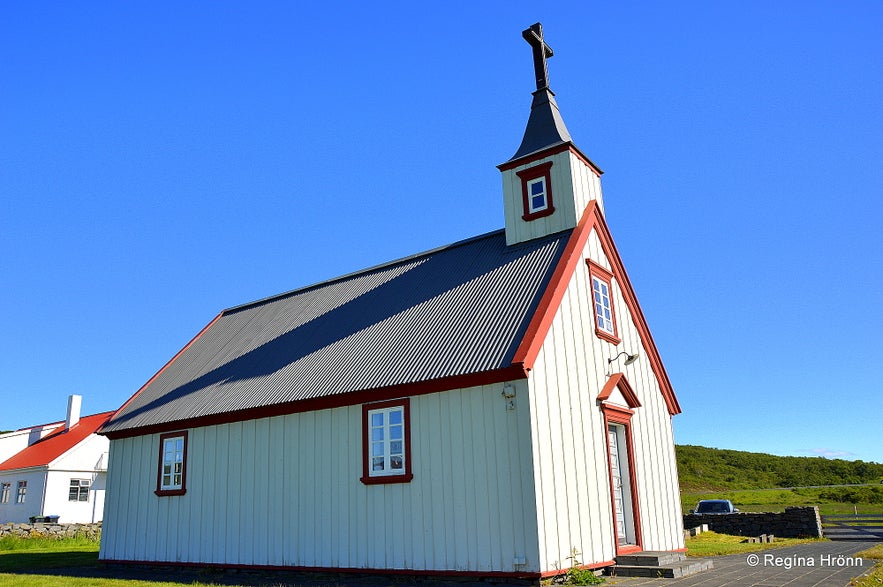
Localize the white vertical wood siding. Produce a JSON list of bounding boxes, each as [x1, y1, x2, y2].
[[527, 228, 684, 571], [501, 150, 604, 246], [100, 382, 542, 573]]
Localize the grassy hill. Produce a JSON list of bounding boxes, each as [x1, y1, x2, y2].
[[677, 445, 883, 514], [676, 444, 883, 492]]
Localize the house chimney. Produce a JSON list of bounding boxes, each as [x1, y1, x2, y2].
[[66, 394, 82, 431]]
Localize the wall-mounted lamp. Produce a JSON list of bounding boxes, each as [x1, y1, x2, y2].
[[502, 384, 516, 411], [606, 350, 639, 376]]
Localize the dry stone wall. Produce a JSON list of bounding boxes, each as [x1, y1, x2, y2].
[[683, 506, 822, 538], [0, 521, 101, 539]]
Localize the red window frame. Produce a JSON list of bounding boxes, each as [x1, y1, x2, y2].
[[360, 398, 413, 485], [516, 161, 555, 221], [586, 260, 620, 344], [155, 430, 188, 496]]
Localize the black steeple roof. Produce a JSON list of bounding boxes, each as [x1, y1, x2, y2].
[[508, 23, 573, 162]]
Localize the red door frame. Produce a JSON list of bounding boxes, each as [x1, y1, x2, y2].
[[599, 375, 643, 555]]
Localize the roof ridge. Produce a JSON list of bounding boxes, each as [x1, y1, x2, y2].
[[224, 228, 507, 315], [11, 410, 116, 433], [28, 412, 115, 441]]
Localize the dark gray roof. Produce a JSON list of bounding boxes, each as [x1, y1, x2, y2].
[[509, 88, 574, 162], [102, 229, 571, 434]]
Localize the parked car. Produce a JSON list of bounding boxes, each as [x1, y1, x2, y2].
[[691, 499, 739, 514]]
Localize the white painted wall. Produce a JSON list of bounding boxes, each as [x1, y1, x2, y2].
[[0, 469, 47, 524], [42, 432, 109, 523], [101, 382, 542, 573], [41, 470, 106, 523], [527, 226, 684, 570]]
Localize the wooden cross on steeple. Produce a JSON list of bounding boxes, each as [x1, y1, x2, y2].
[[522, 23, 553, 91]]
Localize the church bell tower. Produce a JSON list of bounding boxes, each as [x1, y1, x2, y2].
[[499, 23, 605, 246]]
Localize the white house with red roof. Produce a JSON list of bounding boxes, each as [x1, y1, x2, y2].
[[0, 395, 112, 524], [98, 24, 687, 581]]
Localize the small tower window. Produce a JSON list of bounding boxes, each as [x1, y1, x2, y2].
[[527, 177, 548, 213], [516, 161, 555, 221]]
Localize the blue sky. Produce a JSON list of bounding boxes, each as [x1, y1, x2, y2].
[[2, 2, 881, 464]]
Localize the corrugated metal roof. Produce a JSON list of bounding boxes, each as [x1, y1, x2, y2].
[[102, 229, 570, 434]]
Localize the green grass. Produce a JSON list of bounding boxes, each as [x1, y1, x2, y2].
[[0, 535, 99, 553], [849, 544, 883, 587], [684, 531, 824, 557], [0, 537, 230, 586], [0, 536, 100, 573]]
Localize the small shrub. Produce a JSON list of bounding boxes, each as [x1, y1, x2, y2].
[[564, 548, 605, 585]]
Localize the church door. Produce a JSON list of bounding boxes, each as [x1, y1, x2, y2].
[[608, 423, 638, 548]]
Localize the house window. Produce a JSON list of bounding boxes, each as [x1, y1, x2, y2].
[[69, 479, 91, 502], [592, 276, 614, 332], [361, 399, 413, 485], [0, 483, 9, 503], [15, 481, 26, 504], [155, 431, 188, 496], [516, 161, 555, 221], [587, 260, 620, 344]]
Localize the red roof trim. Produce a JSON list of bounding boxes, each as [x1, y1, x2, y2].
[[497, 142, 603, 177], [591, 212, 681, 415], [100, 312, 224, 435], [102, 364, 529, 440], [512, 202, 680, 415], [598, 373, 642, 409], [0, 412, 114, 472], [513, 201, 599, 368]]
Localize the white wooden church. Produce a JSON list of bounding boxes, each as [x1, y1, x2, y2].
[[99, 24, 686, 580]]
